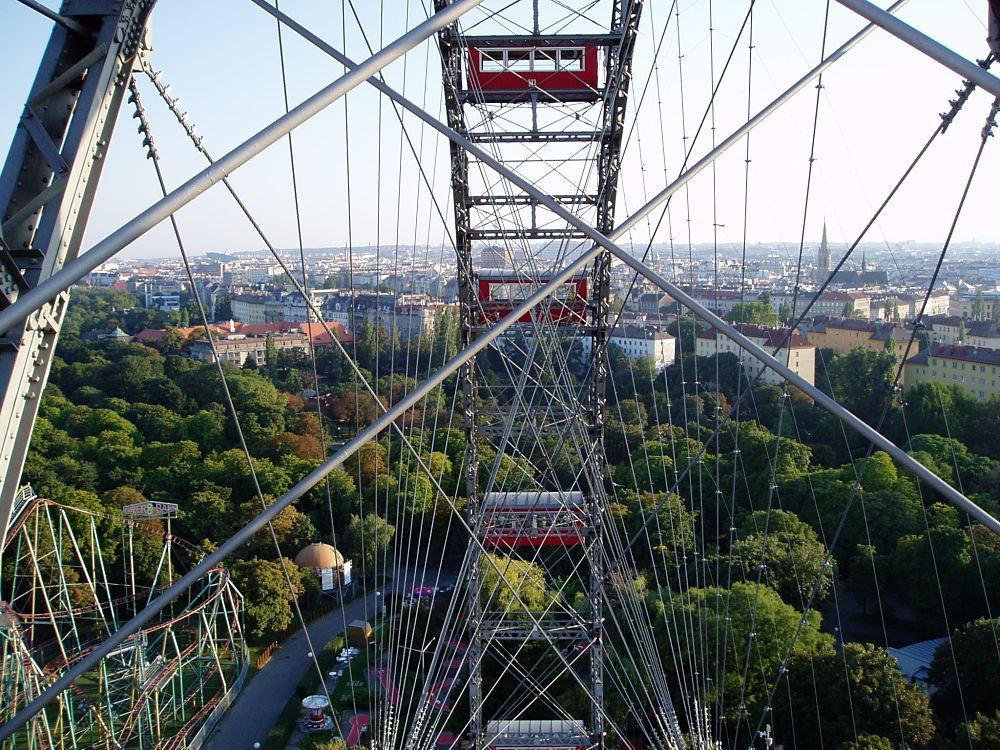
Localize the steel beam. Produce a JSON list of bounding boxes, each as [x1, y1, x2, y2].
[[0, 0, 155, 537], [833, 0, 1000, 97], [460, 34, 624, 47], [0, 0, 485, 351]]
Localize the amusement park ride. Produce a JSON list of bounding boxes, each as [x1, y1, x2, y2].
[[0, 0, 999, 748]]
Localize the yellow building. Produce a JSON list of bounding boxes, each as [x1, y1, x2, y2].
[[806, 318, 910, 383], [904, 344, 1000, 401], [806, 318, 909, 355]]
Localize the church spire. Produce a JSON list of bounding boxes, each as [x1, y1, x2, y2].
[[816, 220, 832, 282]]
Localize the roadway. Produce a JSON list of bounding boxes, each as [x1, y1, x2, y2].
[[206, 591, 378, 749], [206, 566, 456, 749]]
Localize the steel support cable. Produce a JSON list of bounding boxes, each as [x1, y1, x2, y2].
[[584, 53, 988, 748], [126, 76, 345, 733], [834, 0, 1000, 97], [666, 2, 715, 728], [721, 5, 756, 734], [272, 0, 342, 571], [896, 408, 979, 748], [602, 63, 997, 585], [747, 96, 1000, 747], [595, 522, 683, 743], [0, 0, 925, 350], [442, 13, 623, 724], [605, 366, 699, 716], [468, 2, 992, 736], [926, 381, 1000, 666], [0, 0, 487, 342], [602, 377, 690, 718], [612, 4, 689, 724], [140, 51, 450, 689], [145, 35, 374, 706], [141, 7, 457, 717], [732, 3, 847, 745]]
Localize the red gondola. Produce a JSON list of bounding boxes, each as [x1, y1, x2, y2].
[[476, 271, 588, 325], [482, 491, 586, 548], [467, 46, 600, 93]]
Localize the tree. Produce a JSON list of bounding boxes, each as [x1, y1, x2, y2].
[[616, 441, 674, 494], [836, 735, 895, 750], [230, 558, 305, 639], [345, 513, 395, 574], [480, 551, 554, 614], [973, 290, 987, 320], [779, 301, 793, 323], [666, 316, 699, 356], [891, 504, 980, 622], [237, 499, 317, 560], [824, 348, 895, 426], [929, 617, 1000, 729], [725, 300, 780, 327], [775, 642, 934, 748], [731, 509, 836, 605], [650, 582, 832, 734], [624, 491, 695, 575], [947, 711, 1000, 750]]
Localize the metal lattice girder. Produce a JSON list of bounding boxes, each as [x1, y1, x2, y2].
[[0, 0, 155, 534], [437, 2, 644, 747], [468, 228, 590, 240], [461, 33, 624, 47], [468, 194, 598, 205], [463, 89, 605, 104], [468, 131, 603, 143], [480, 614, 589, 640]]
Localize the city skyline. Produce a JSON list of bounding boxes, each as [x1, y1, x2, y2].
[[0, 0, 998, 264]]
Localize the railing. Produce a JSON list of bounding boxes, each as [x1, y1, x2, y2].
[[185, 642, 250, 749]]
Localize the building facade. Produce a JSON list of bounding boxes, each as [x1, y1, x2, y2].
[[696, 323, 816, 386], [186, 332, 311, 368], [904, 343, 1000, 401]]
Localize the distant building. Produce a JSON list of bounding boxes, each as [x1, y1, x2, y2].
[[80, 326, 132, 342], [480, 246, 512, 269], [771, 290, 872, 321], [966, 321, 1000, 349], [294, 542, 353, 593], [806, 318, 910, 354], [582, 326, 676, 370], [629, 291, 672, 314], [904, 343, 1000, 400], [948, 291, 1000, 319], [696, 322, 816, 386], [806, 317, 910, 382], [689, 289, 745, 317], [230, 293, 283, 324], [186, 331, 311, 368], [830, 267, 889, 287], [888, 637, 948, 693], [923, 315, 966, 345]]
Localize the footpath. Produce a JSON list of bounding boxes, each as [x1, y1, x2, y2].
[[206, 593, 378, 749]]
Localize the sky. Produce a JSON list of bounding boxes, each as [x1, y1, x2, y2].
[[0, 0, 998, 264]]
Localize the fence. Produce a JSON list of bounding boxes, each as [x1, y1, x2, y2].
[[254, 600, 344, 669]]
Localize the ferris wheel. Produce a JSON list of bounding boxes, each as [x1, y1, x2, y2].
[[0, 1, 999, 748]]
